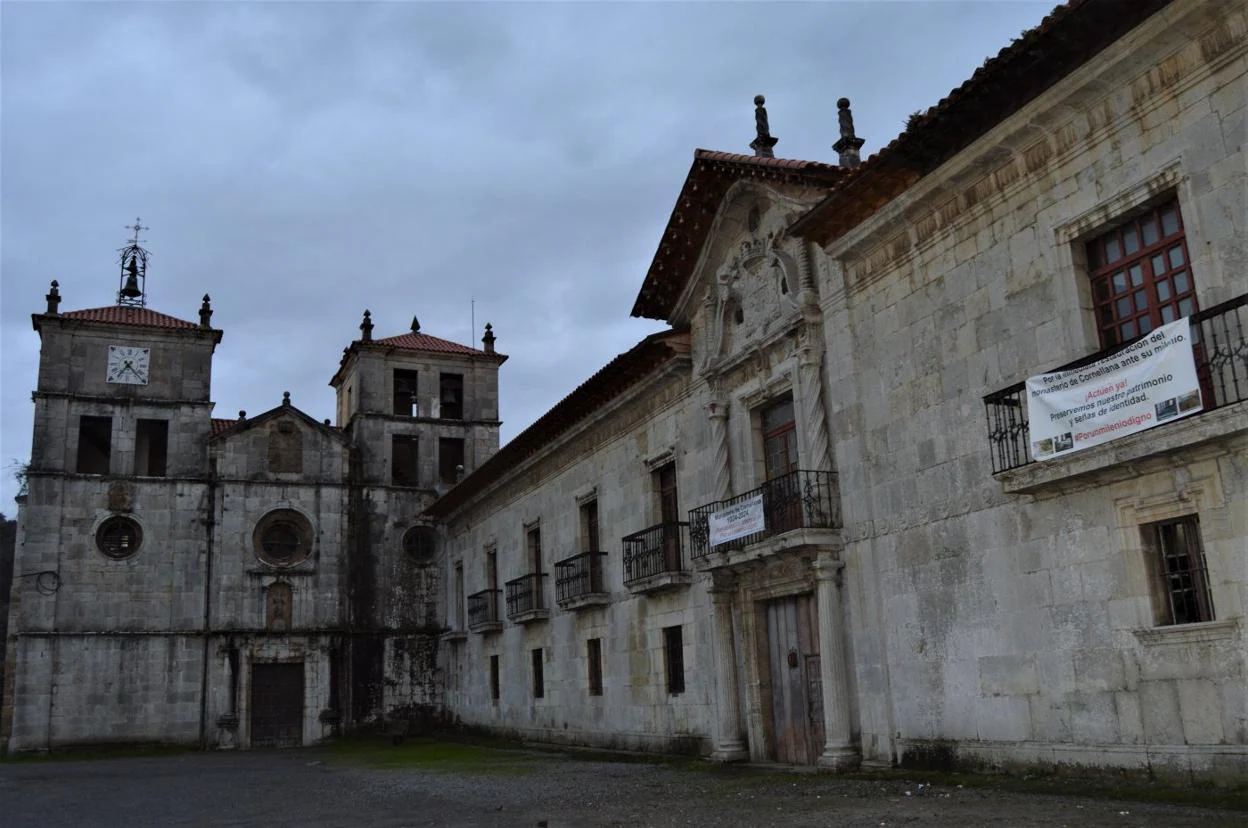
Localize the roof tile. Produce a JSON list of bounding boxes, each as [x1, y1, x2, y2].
[[56, 306, 200, 330], [372, 331, 490, 356]]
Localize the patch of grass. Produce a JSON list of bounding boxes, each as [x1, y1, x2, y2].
[[323, 736, 540, 775], [846, 768, 1248, 812]]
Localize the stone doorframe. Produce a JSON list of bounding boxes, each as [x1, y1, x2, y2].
[[708, 548, 860, 770]]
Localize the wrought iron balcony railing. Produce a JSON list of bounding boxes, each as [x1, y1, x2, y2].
[[554, 551, 607, 604], [466, 589, 501, 631], [688, 469, 841, 559], [984, 294, 1248, 473], [622, 523, 689, 586], [505, 572, 547, 619]]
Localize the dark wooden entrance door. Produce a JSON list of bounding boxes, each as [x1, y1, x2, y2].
[[250, 662, 304, 748], [764, 594, 824, 765]]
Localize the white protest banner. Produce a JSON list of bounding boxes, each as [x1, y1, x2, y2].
[[708, 493, 766, 546], [1026, 318, 1202, 461]]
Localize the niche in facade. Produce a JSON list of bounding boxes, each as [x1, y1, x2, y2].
[[267, 420, 303, 474], [266, 581, 293, 631]]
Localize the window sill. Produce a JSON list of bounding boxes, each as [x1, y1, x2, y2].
[[441, 629, 468, 644], [1132, 618, 1239, 646], [995, 402, 1248, 495]]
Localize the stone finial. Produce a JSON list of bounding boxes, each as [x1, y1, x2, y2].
[[749, 94, 779, 159], [282, 391, 291, 407], [833, 97, 865, 168], [45, 280, 61, 315], [411, 316, 421, 334], [481, 322, 496, 354], [238, 410, 247, 420], [199, 294, 213, 328], [360, 309, 373, 342], [323, 418, 331, 426]]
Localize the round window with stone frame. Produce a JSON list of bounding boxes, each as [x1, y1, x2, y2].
[[96, 515, 143, 560], [253, 509, 313, 567], [402, 525, 437, 565]]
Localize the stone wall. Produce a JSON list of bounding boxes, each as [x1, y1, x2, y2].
[[813, 0, 1248, 779], [441, 368, 720, 753]]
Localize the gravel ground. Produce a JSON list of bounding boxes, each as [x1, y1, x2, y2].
[[1, 743, 1243, 828]]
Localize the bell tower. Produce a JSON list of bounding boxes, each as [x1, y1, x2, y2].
[[6, 225, 224, 751]]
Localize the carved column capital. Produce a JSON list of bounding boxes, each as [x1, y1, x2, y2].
[[708, 571, 738, 596], [812, 554, 844, 586]]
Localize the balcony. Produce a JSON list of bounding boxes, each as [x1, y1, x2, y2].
[[504, 573, 549, 624], [622, 522, 691, 594], [555, 551, 609, 610], [689, 470, 841, 561], [984, 295, 1248, 491], [466, 589, 502, 634]]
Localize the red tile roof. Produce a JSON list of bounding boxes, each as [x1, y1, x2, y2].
[[693, 150, 840, 173], [789, 0, 1175, 246], [211, 418, 239, 435], [373, 331, 490, 356], [631, 150, 845, 320], [56, 305, 200, 329], [330, 328, 507, 387]]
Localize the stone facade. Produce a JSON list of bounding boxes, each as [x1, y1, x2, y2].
[[3, 298, 504, 751], [801, 0, 1248, 780], [431, 0, 1248, 784]]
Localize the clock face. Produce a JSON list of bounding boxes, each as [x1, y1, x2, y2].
[[106, 345, 151, 385]]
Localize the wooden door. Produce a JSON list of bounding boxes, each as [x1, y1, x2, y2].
[[765, 594, 822, 765], [250, 662, 304, 748]]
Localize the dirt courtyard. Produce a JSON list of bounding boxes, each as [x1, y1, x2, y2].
[[1, 739, 1244, 827]]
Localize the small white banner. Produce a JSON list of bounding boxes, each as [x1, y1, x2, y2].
[[708, 493, 766, 547], [1026, 318, 1202, 461]]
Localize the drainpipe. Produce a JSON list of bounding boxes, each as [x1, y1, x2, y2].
[[197, 460, 218, 749]]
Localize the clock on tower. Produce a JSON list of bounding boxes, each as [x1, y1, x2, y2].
[[106, 345, 151, 385]]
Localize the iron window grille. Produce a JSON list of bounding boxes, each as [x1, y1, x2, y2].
[[1146, 516, 1215, 626], [96, 515, 142, 559]]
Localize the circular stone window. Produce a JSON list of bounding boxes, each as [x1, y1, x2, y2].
[[253, 509, 313, 567], [402, 525, 437, 565], [96, 515, 142, 559]]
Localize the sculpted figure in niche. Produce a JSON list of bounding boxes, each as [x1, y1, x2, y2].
[[266, 581, 293, 631]]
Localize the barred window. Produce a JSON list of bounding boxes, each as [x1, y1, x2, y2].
[[1144, 516, 1214, 626]]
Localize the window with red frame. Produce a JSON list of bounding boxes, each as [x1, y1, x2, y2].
[[1086, 199, 1197, 348]]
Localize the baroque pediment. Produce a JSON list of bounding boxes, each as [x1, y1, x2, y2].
[[685, 184, 819, 374]]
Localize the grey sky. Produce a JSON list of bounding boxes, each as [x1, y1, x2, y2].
[[1, 0, 1052, 506]]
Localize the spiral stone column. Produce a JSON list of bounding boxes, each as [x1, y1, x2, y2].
[[705, 394, 732, 502], [797, 336, 834, 475]]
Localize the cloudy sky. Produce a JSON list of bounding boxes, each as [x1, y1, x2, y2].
[[0, 0, 1052, 506]]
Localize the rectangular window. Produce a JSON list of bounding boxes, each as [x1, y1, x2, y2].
[[663, 625, 685, 695], [654, 462, 678, 524], [1145, 516, 1215, 626], [439, 437, 465, 484], [587, 638, 603, 697], [76, 416, 112, 474], [391, 435, 419, 486], [527, 525, 542, 574], [453, 562, 465, 630], [489, 655, 500, 702], [440, 373, 464, 420], [531, 648, 545, 699], [761, 396, 798, 481], [393, 370, 420, 416], [580, 499, 600, 553], [1087, 199, 1196, 348], [134, 418, 168, 477]]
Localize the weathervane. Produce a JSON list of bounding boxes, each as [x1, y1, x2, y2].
[[116, 217, 150, 308]]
